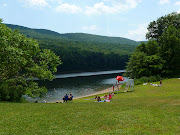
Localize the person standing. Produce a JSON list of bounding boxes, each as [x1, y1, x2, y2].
[[160, 80, 162, 86]]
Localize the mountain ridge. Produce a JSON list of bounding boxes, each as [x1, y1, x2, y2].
[[5, 23, 146, 45]]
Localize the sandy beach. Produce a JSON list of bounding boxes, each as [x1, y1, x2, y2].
[[54, 85, 121, 103], [74, 87, 114, 99]]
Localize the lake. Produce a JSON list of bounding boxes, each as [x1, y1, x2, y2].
[[26, 70, 128, 103]]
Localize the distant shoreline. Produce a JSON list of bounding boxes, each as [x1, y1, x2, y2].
[[56, 69, 125, 74], [55, 70, 125, 79]]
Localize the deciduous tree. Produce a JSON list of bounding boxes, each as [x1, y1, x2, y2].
[[146, 12, 180, 41], [0, 19, 61, 101], [125, 12, 180, 78]]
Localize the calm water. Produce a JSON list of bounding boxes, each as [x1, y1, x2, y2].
[[26, 70, 128, 103]]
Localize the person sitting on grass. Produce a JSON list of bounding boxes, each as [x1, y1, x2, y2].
[[97, 96, 101, 102], [108, 93, 112, 100], [68, 93, 73, 101], [63, 94, 68, 102], [104, 95, 110, 102]]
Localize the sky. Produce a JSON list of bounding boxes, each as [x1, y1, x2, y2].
[[0, 0, 180, 41]]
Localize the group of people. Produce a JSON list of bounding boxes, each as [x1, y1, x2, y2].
[[149, 80, 163, 87], [63, 92, 73, 102], [95, 92, 113, 102]]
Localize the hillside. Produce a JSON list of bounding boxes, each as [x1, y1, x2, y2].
[[5, 23, 142, 45], [4, 23, 141, 72], [60, 33, 141, 45]]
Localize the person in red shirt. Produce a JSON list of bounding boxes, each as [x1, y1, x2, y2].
[[108, 93, 112, 100]]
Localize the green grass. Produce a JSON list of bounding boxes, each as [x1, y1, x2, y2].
[[0, 78, 180, 135]]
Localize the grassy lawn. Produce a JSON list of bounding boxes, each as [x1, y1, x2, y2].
[[0, 78, 179, 135]]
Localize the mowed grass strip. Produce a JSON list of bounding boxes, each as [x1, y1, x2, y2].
[[0, 78, 179, 135]]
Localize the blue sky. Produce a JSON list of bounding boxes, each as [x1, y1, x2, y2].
[[0, 0, 180, 41]]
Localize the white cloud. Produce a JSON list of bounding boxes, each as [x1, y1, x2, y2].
[[20, 0, 49, 7], [126, 0, 142, 8], [57, 0, 64, 4], [82, 25, 97, 30], [3, 4, 7, 7], [85, 2, 117, 15], [159, 0, 170, 4], [126, 24, 148, 41], [19, 0, 142, 15], [85, 0, 142, 15], [56, 3, 82, 14], [174, 1, 180, 6], [174, 1, 180, 13]]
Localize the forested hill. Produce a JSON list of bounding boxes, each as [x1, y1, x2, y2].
[[59, 33, 141, 45], [5, 23, 143, 73], [5, 24, 142, 45]]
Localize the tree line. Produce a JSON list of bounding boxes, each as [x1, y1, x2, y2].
[[5, 23, 138, 72], [39, 39, 136, 72], [125, 12, 180, 78]]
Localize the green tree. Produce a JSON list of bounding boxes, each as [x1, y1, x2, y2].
[[146, 40, 159, 55], [159, 25, 180, 76], [125, 12, 180, 79], [0, 20, 61, 101], [125, 45, 163, 78], [125, 51, 147, 78], [135, 42, 147, 53], [146, 12, 180, 40]]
